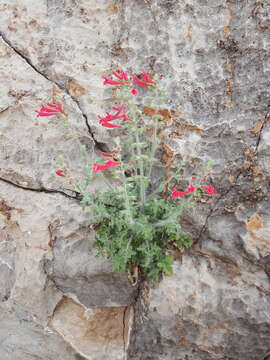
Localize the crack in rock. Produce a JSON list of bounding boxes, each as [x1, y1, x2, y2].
[[122, 306, 129, 359], [255, 106, 270, 153], [194, 169, 242, 247], [0, 176, 81, 200], [0, 31, 105, 151]]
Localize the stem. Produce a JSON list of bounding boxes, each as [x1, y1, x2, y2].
[[146, 86, 163, 192], [119, 153, 134, 224], [147, 115, 158, 184], [135, 130, 146, 209]]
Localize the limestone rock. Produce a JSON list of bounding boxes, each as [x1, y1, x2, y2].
[[51, 297, 132, 360], [0, 301, 80, 360], [128, 255, 270, 360], [0, 0, 270, 359]]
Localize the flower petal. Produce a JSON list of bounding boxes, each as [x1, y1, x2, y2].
[[55, 170, 66, 177], [101, 152, 117, 158], [187, 184, 196, 193], [133, 75, 150, 87], [171, 188, 188, 198], [103, 76, 123, 85], [204, 186, 217, 194]]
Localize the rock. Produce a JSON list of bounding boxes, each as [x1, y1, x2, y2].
[[0, 181, 134, 357], [0, 0, 270, 358], [51, 297, 132, 360], [45, 221, 136, 307], [0, 301, 80, 360], [128, 255, 270, 360]]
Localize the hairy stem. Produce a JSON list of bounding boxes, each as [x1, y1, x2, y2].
[[119, 152, 134, 224]]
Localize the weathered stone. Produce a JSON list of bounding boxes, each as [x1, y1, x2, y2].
[[51, 297, 132, 360], [0, 180, 134, 357], [0, 0, 270, 358], [45, 223, 136, 307], [128, 255, 270, 360], [0, 301, 82, 360]]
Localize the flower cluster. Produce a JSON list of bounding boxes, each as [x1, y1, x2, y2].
[[36, 68, 218, 282], [92, 69, 156, 174], [171, 178, 216, 198], [35, 102, 65, 117], [98, 105, 129, 128], [103, 69, 156, 95], [92, 159, 120, 173]]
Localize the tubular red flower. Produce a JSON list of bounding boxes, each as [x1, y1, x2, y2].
[[39, 106, 58, 113], [121, 114, 130, 121], [101, 152, 117, 158], [98, 105, 129, 127], [111, 71, 123, 80], [112, 105, 130, 120], [55, 170, 66, 177], [133, 75, 150, 87], [120, 70, 129, 81], [92, 159, 120, 173], [105, 159, 120, 167], [93, 163, 108, 173], [141, 72, 156, 85], [35, 102, 65, 117], [187, 184, 196, 193], [133, 73, 156, 87], [103, 76, 123, 86], [171, 188, 188, 198], [99, 121, 120, 128], [204, 186, 217, 195], [111, 70, 129, 82], [35, 112, 56, 117]]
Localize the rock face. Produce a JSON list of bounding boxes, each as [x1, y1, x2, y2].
[[51, 297, 132, 360], [0, 0, 270, 359]]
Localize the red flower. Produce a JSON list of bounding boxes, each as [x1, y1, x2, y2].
[[92, 163, 107, 173], [204, 186, 217, 195], [112, 106, 130, 121], [103, 70, 129, 86], [103, 76, 123, 86], [187, 184, 196, 193], [35, 102, 65, 117], [55, 170, 66, 177], [171, 184, 196, 198], [133, 75, 151, 87], [92, 159, 120, 173], [171, 188, 188, 198], [98, 105, 129, 127], [101, 152, 117, 158], [192, 176, 197, 180], [111, 70, 129, 82], [141, 72, 156, 85], [133, 73, 156, 87], [105, 159, 120, 167], [130, 87, 138, 95], [99, 120, 120, 128], [122, 114, 130, 121], [67, 180, 73, 184]]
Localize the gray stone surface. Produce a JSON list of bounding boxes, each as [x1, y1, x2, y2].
[[128, 255, 270, 360], [51, 297, 131, 360], [0, 0, 270, 359], [0, 301, 81, 360]]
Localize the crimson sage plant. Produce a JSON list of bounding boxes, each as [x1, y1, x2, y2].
[[36, 69, 216, 282]]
